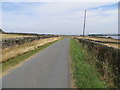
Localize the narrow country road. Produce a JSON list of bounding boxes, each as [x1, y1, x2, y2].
[[2, 38, 70, 88]]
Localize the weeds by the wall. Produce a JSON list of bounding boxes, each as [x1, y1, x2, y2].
[[76, 38, 120, 88], [70, 39, 106, 88]]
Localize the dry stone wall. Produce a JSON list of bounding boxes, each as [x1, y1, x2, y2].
[[2, 35, 58, 49], [76, 38, 120, 87]]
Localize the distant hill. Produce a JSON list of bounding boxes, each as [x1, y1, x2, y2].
[[0, 29, 5, 33]]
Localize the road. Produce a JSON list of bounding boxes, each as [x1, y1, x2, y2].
[[2, 38, 70, 88]]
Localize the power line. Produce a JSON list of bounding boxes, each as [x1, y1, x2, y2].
[[86, 0, 100, 10]]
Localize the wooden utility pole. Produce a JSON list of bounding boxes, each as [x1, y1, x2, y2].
[[83, 10, 87, 39]]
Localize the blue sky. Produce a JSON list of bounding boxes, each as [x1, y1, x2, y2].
[[1, 1, 118, 34]]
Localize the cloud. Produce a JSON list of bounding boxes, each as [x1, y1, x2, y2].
[[86, 8, 117, 34], [1, 1, 118, 34]]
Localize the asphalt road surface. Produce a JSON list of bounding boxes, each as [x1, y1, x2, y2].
[[2, 38, 70, 88]]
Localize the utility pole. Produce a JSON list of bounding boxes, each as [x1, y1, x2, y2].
[[83, 10, 87, 39]]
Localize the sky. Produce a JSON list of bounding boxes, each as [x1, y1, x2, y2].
[[0, 0, 119, 35]]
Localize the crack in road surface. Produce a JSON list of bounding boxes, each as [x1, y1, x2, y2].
[[2, 38, 70, 88]]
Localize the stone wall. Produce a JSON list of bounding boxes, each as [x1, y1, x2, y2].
[[2, 35, 58, 49], [76, 38, 120, 87]]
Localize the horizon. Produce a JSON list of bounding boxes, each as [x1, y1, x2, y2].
[[1, 28, 119, 35]]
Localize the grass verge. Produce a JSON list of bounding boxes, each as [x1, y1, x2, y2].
[[2, 40, 58, 72], [70, 39, 106, 88]]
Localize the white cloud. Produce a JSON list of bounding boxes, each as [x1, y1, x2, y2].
[[86, 8, 118, 34], [2, 2, 118, 34]]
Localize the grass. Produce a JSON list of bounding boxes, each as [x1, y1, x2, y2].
[[2, 40, 58, 72], [2, 37, 59, 62], [70, 39, 106, 88]]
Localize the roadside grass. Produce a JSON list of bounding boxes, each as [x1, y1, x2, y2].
[[2, 37, 59, 62], [70, 39, 106, 88], [2, 40, 58, 72]]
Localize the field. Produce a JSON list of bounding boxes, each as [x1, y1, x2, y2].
[[77, 36, 119, 42], [0, 34, 36, 39], [77, 36, 120, 49]]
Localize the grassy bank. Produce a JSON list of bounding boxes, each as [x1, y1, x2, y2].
[[2, 37, 59, 62], [2, 40, 58, 72], [70, 39, 106, 88]]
